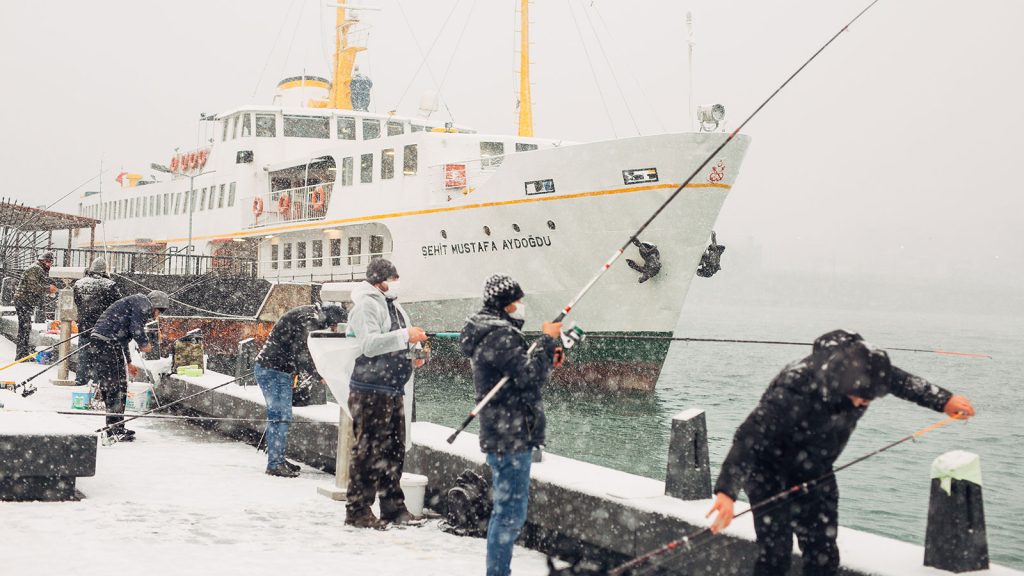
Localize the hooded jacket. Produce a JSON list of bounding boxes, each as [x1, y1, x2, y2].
[[713, 331, 953, 500], [255, 304, 328, 377], [92, 294, 154, 357], [347, 281, 414, 395], [460, 306, 558, 454], [73, 271, 122, 332], [14, 263, 54, 308]]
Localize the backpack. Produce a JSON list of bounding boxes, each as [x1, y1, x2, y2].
[[440, 469, 492, 538]]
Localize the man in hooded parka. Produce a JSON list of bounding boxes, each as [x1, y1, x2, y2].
[[344, 258, 428, 528], [72, 257, 121, 387], [460, 273, 563, 576], [90, 290, 169, 442], [706, 329, 976, 576]]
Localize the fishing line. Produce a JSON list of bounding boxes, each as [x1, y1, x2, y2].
[[447, 0, 884, 445], [609, 415, 963, 575]]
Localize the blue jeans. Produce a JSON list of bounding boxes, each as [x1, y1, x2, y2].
[[486, 450, 534, 576], [255, 364, 293, 468]]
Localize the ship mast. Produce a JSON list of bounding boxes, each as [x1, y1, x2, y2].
[[516, 0, 533, 136], [312, 3, 366, 109]]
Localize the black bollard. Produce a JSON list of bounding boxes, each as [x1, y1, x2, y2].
[[235, 337, 257, 387], [664, 408, 711, 500], [924, 450, 989, 572]]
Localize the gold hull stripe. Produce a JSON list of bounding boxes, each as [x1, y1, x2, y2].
[[97, 181, 731, 246]]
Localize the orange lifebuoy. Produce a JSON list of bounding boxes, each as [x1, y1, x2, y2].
[[310, 186, 326, 211], [197, 149, 209, 168], [169, 155, 179, 172], [277, 193, 291, 214], [252, 197, 264, 218], [187, 151, 198, 170]]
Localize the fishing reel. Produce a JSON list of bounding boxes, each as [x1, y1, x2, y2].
[[560, 323, 586, 351], [408, 340, 431, 363]]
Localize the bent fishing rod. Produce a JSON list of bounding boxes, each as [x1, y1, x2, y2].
[[609, 414, 963, 576], [0, 327, 95, 374], [446, 0, 883, 445], [10, 342, 93, 397], [427, 332, 991, 359]]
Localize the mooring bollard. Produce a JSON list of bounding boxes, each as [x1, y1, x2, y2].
[[317, 407, 355, 501], [664, 408, 711, 500], [235, 337, 257, 386], [924, 450, 989, 572]]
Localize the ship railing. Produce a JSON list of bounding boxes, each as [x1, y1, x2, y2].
[[0, 245, 257, 278], [247, 182, 334, 229], [255, 250, 392, 284]]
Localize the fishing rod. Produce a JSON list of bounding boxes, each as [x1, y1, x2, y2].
[[426, 332, 991, 359], [95, 371, 254, 435], [609, 414, 963, 576], [446, 0, 883, 445], [1, 408, 319, 425], [11, 342, 93, 397], [0, 327, 95, 374]]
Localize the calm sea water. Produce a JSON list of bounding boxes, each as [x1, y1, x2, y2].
[[416, 301, 1024, 569]]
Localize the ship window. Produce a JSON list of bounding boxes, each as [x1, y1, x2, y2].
[[516, 143, 538, 152], [403, 144, 417, 175], [231, 115, 239, 140], [410, 124, 425, 133], [297, 241, 307, 268], [283, 243, 292, 269], [283, 115, 330, 138], [312, 239, 323, 267], [341, 157, 354, 186], [122, 199, 127, 218], [386, 121, 404, 136], [369, 235, 384, 260], [222, 119, 229, 141], [182, 191, 189, 215], [480, 142, 504, 170], [360, 153, 373, 183], [218, 184, 226, 208], [348, 236, 362, 265], [210, 186, 218, 210], [165, 194, 171, 215], [330, 238, 341, 266], [362, 119, 380, 140], [337, 117, 356, 140], [200, 188, 207, 211], [240, 113, 252, 137], [255, 114, 276, 137], [271, 244, 279, 270], [381, 149, 395, 180], [174, 193, 181, 215], [228, 182, 236, 207]]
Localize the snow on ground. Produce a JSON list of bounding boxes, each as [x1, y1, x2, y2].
[[0, 337, 551, 576]]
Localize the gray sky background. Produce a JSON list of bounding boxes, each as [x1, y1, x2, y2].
[[2, 0, 1022, 313]]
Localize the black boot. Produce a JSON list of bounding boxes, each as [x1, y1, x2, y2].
[[266, 464, 299, 478], [284, 460, 301, 472]]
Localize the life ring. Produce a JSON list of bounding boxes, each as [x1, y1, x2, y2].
[[187, 151, 198, 170], [252, 197, 264, 218], [278, 193, 291, 214], [197, 149, 209, 168], [169, 155, 179, 172], [310, 186, 326, 211]]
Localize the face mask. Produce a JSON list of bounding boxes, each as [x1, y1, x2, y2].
[[508, 301, 525, 321], [383, 280, 400, 300]]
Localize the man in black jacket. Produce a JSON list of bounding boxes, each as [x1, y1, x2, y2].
[[91, 290, 170, 442], [706, 329, 976, 576], [254, 302, 346, 477], [460, 273, 562, 576], [72, 258, 121, 387]]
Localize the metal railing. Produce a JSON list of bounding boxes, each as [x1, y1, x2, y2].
[[247, 182, 334, 228], [257, 250, 392, 283], [0, 245, 257, 277]]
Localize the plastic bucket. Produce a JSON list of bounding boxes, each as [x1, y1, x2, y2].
[[400, 473, 429, 516], [71, 391, 94, 410], [126, 383, 153, 412]]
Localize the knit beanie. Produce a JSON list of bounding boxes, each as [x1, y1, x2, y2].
[[483, 273, 524, 310], [366, 258, 399, 284]]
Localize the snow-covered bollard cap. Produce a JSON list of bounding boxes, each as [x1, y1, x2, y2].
[[931, 450, 983, 495]]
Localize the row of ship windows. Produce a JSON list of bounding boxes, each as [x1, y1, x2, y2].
[[82, 183, 238, 221], [223, 113, 431, 141], [268, 236, 384, 269], [331, 141, 537, 186]]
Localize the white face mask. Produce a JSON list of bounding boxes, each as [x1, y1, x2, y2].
[[508, 301, 525, 321], [383, 280, 400, 300]]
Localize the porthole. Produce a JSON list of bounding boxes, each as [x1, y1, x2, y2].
[[512, 223, 521, 232], [483, 226, 491, 236], [441, 230, 447, 239], [547, 220, 556, 230]]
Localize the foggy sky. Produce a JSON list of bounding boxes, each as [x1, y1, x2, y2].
[[1, 0, 1021, 308]]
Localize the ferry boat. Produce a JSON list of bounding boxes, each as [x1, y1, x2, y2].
[[76, 3, 750, 391]]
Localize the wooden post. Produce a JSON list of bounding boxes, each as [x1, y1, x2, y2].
[[665, 408, 712, 500], [317, 407, 355, 501], [51, 288, 77, 386], [64, 228, 72, 267], [88, 225, 95, 266]]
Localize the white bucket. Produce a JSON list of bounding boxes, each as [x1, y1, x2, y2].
[[400, 472, 429, 516]]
